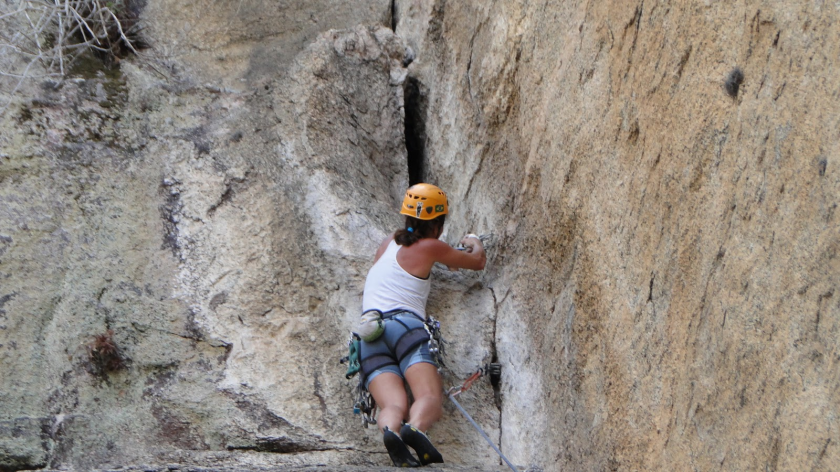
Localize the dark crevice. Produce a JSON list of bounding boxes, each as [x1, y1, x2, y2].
[[403, 76, 427, 185], [489, 287, 504, 460], [226, 438, 335, 454], [208, 174, 248, 217], [647, 273, 655, 302], [207, 185, 233, 216], [489, 287, 502, 409], [390, 0, 397, 31], [490, 348, 501, 409]]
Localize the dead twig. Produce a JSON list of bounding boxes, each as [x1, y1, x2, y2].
[[0, 0, 143, 114]]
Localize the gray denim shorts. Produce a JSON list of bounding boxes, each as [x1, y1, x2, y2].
[[360, 311, 436, 389]]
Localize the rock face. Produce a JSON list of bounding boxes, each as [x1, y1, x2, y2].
[[1, 0, 838, 471], [395, 1, 839, 470], [141, 0, 394, 84]]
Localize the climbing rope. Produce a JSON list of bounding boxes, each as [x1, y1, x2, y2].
[[446, 365, 517, 472]]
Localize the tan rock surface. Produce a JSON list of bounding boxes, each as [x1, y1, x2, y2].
[[397, 0, 839, 470]]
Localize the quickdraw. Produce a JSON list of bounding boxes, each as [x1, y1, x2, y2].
[[446, 363, 516, 472], [354, 379, 377, 428], [446, 363, 501, 397], [425, 315, 447, 369]]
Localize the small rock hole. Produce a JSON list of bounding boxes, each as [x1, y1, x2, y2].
[[724, 67, 744, 98]]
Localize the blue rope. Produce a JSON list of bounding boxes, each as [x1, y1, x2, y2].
[[447, 392, 518, 471]]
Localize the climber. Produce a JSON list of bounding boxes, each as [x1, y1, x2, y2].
[[356, 183, 485, 467]]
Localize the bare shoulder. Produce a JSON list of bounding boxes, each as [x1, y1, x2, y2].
[[373, 233, 395, 263], [412, 238, 451, 254]]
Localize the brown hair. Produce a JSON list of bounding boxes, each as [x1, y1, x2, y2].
[[394, 215, 446, 247]]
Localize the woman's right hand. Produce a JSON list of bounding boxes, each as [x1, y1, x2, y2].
[[459, 234, 483, 253]]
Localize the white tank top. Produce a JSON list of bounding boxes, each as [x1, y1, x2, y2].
[[362, 240, 431, 318]]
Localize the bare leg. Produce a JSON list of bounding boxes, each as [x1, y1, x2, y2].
[[404, 362, 443, 432], [368, 372, 408, 434]]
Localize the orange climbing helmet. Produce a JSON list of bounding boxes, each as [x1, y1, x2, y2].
[[400, 183, 448, 220]]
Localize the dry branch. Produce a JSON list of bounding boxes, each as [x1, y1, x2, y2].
[[0, 0, 141, 113]]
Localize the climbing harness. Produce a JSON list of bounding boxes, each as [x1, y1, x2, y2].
[[359, 311, 430, 379], [341, 311, 447, 429], [447, 364, 516, 472]]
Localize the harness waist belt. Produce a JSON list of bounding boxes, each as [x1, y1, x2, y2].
[[380, 309, 425, 321]]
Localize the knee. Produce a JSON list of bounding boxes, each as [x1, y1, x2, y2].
[[418, 391, 443, 415], [384, 402, 409, 416], [427, 389, 444, 406], [382, 395, 410, 416]]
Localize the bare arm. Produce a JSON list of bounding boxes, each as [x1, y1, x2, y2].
[[418, 237, 486, 271]]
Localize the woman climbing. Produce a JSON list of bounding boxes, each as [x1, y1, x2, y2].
[[357, 183, 486, 467]]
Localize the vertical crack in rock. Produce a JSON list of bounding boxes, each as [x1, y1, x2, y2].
[[647, 272, 655, 303], [403, 77, 427, 185], [489, 293, 502, 410], [489, 287, 504, 457], [390, 0, 397, 31]]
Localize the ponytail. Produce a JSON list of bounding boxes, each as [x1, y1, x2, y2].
[[394, 215, 445, 246]]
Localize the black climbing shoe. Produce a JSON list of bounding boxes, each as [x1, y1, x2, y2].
[[383, 427, 421, 467], [400, 423, 444, 465]]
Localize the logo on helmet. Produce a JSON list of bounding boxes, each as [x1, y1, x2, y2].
[[435, 205, 444, 212], [415, 202, 423, 218]]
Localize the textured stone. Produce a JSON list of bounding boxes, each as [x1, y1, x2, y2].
[[396, 0, 839, 470], [141, 0, 393, 85], [0, 417, 50, 470]]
